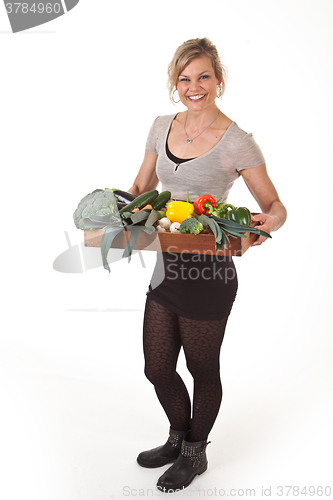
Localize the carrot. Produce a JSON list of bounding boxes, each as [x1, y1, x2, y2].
[[132, 204, 153, 213]]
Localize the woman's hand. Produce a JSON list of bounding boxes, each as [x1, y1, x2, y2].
[[251, 212, 278, 246], [240, 163, 287, 246]]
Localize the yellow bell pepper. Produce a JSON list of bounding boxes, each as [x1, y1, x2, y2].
[[166, 201, 194, 224]]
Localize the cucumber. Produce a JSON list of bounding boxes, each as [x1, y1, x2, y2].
[[151, 190, 171, 210], [119, 189, 159, 213]]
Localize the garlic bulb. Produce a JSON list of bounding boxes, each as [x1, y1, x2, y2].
[[158, 217, 172, 230]]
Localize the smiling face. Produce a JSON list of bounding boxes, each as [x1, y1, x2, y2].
[[176, 55, 221, 112]]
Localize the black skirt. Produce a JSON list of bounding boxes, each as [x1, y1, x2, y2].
[[146, 251, 238, 320]]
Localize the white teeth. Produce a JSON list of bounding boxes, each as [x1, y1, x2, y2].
[[188, 95, 205, 100]]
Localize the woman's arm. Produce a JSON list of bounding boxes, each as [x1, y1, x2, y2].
[[127, 150, 159, 196], [240, 164, 287, 246]]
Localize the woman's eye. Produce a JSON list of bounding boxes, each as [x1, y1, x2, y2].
[[179, 75, 209, 82]]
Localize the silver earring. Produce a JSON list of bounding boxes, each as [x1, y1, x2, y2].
[[216, 85, 222, 99], [171, 88, 180, 104]]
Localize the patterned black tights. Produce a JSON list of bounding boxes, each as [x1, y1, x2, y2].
[[143, 297, 229, 442]]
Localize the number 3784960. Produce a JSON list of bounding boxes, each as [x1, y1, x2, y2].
[[5, 3, 62, 14]]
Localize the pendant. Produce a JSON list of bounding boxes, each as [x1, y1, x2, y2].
[[185, 138, 192, 144]]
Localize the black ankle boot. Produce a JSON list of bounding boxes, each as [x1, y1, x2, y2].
[[156, 437, 211, 492], [137, 428, 187, 468]]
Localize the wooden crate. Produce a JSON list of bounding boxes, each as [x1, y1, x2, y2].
[[84, 227, 259, 256]]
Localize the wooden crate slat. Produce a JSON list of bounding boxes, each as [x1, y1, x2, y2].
[[84, 228, 258, 256]]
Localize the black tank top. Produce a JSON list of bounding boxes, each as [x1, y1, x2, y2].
[[165, 140, 196, 170]]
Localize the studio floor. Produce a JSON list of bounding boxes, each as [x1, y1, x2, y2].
[[1, 307, 331, 500]]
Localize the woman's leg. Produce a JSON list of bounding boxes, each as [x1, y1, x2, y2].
[[143, 297, 191, 431], [178, 314, 229, 442]]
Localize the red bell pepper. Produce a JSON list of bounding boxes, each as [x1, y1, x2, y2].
[[193, 194, 217, 215]]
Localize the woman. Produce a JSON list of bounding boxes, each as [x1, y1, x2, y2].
[[128, 38, 287, 493]]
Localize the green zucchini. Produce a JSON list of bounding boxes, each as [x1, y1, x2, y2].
[[151, 190, 171, 210], [119, 190, 159, 213]]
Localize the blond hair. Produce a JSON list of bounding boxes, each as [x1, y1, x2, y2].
[[167, 38, 228, 102]]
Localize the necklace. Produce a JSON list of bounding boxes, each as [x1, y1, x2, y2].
[[184, 109, 220, 144]]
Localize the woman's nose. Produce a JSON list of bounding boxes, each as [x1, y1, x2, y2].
[[189, 81, 201, 92]]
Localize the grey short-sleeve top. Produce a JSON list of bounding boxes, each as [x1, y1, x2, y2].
[[145, 113, 265, 202]]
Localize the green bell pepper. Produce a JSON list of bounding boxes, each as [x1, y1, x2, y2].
[[226, 206, 251, 225]]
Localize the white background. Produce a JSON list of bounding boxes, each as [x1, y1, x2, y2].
[[1, 0, 332, 499]]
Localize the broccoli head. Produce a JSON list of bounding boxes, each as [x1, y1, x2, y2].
[[73, 189, 118, 229], [179, 218, 204, 235]]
